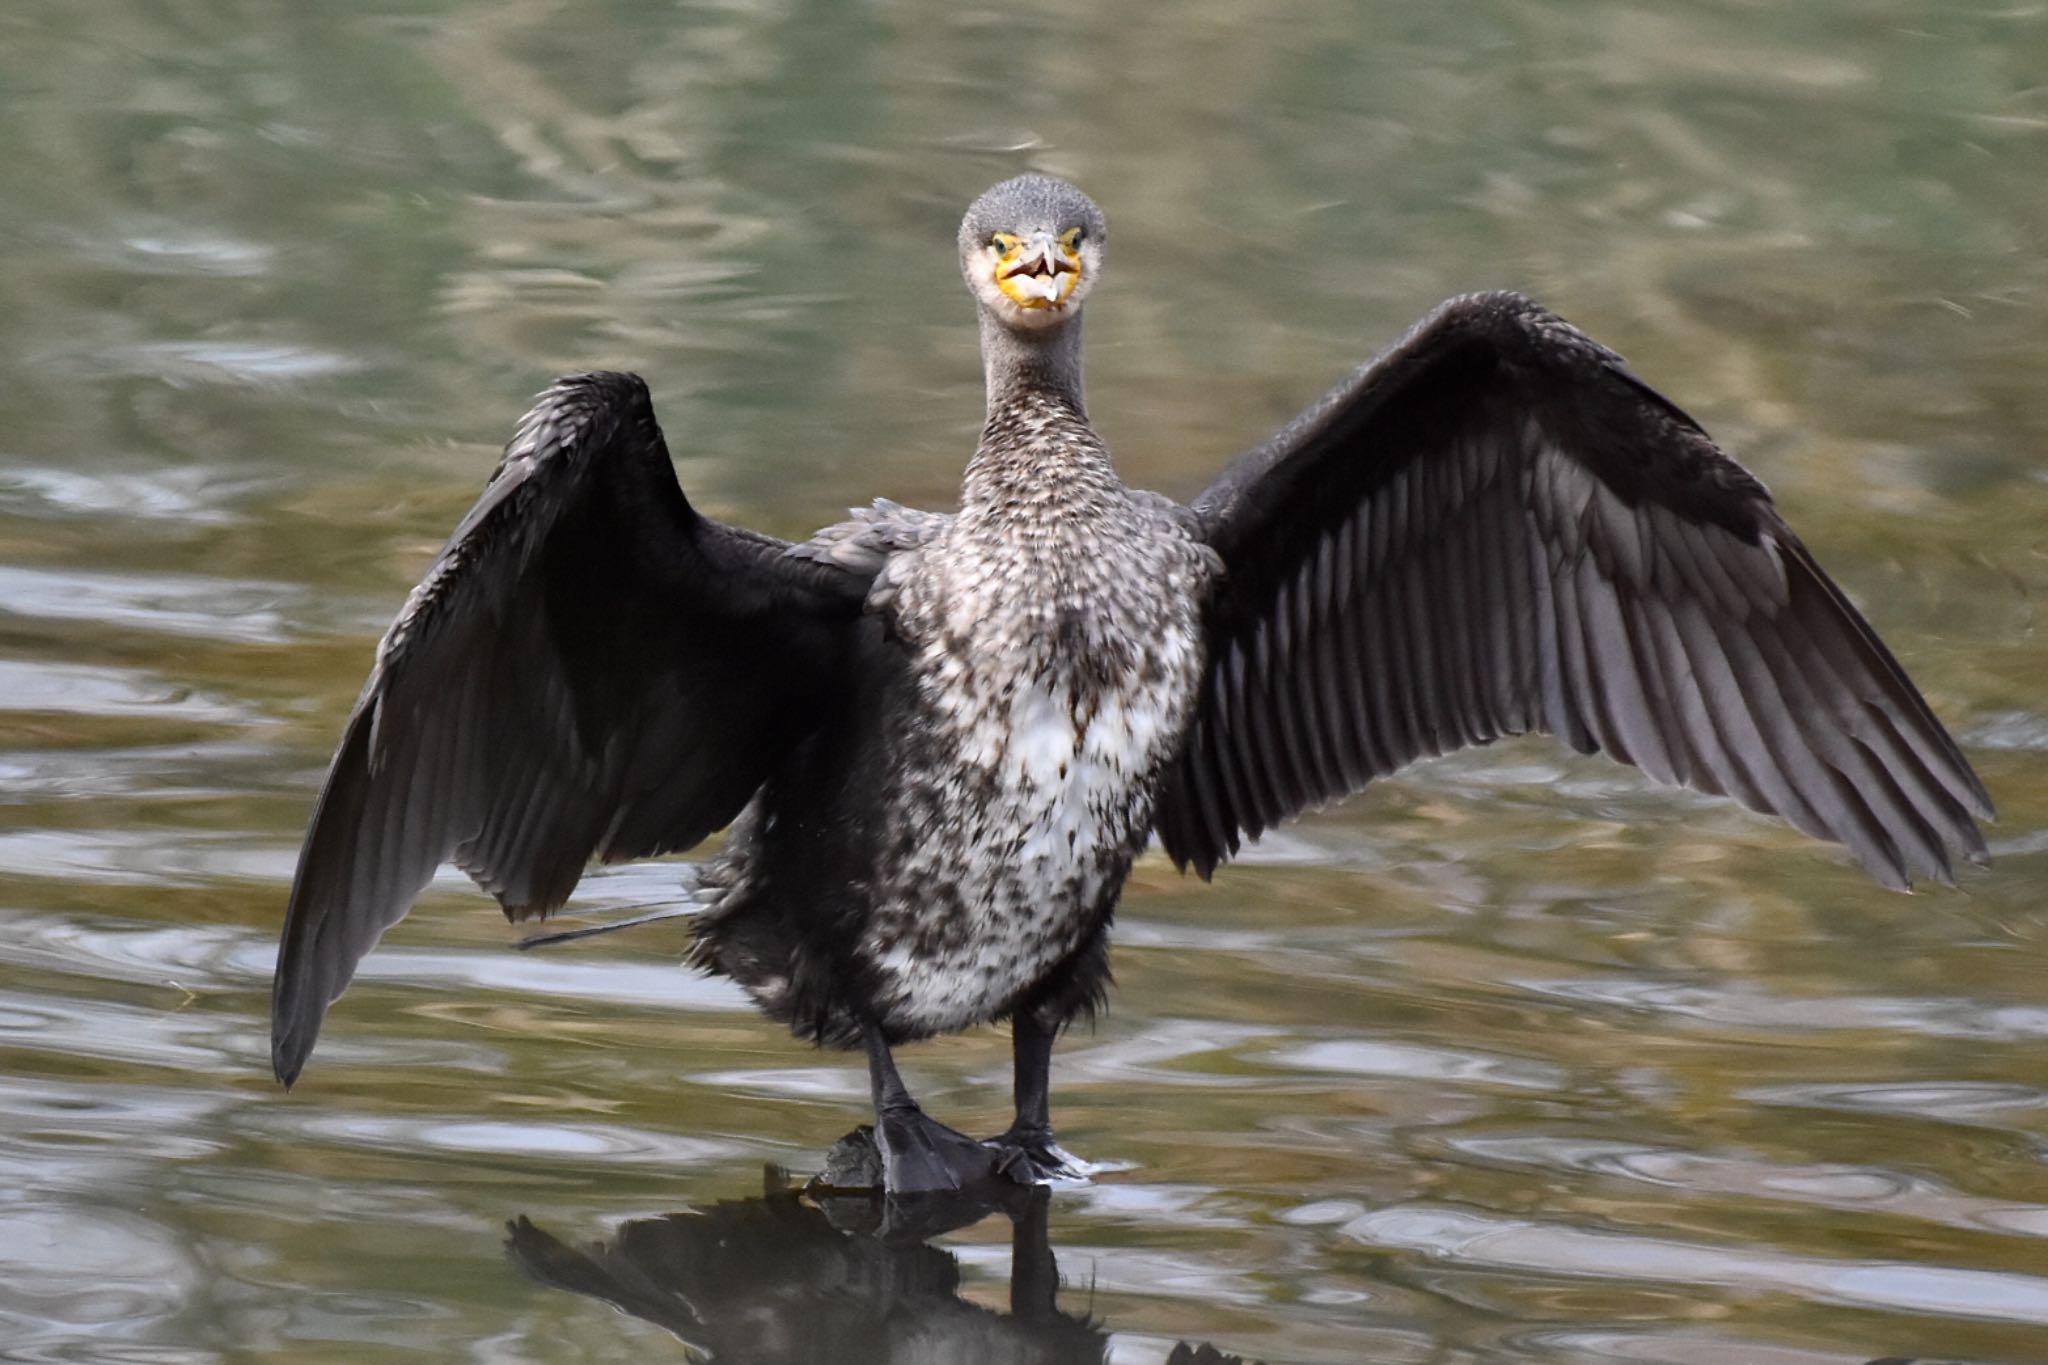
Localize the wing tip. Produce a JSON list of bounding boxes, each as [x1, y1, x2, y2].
[[1155, 827, 1219, 882], [1864, 852, 1913, 894], [270, 956, 327, 1089], [1965, 780, 1997, 824], [270, 1027, 309, 1090]]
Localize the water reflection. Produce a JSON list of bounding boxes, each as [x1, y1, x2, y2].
[[509, 1147, 1256, 1365]]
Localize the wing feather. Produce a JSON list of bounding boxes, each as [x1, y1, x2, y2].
[[272, 373, 870, 1085], [1157, 292, 1990, 886]]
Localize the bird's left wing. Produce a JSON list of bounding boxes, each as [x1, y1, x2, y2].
[[273, 373, 871, 1084], [1154, 292, 1991, 888]]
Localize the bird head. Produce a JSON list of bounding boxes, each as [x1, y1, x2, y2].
[[958, 175, 1106, 332]]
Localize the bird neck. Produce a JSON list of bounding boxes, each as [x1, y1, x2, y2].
[[978, 307, 1087, 423], [966, 308, 1120, 516]]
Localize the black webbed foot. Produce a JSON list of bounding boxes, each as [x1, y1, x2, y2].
[[873, 1105, 1001, 1194], [811, 1127, 1033, 1243], [984, 1125, 1096, 1186]]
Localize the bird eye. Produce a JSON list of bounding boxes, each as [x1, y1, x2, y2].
[[990, 232, 1018, 252]]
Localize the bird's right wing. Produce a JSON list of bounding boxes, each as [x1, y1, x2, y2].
[[273, 373, 870, 1085]]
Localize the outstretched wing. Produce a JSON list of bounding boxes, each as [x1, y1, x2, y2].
[[1155, 292, 1992, 888], [273, 373, 869, 1084]]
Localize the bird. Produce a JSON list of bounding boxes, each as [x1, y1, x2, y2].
[[271, 173, 1993, 1195]]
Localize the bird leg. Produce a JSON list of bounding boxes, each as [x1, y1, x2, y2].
[[863, 1025, 999, 1195], [985, 1012, 1093, 1184]]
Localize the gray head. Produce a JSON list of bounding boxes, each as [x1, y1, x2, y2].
[[958, 175, 1107, 334]]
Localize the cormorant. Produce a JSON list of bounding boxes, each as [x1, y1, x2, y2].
[[271, 175, 1992, 1194]]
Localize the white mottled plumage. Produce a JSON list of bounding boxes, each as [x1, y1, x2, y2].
[[708, 390, 1217, 1037], [900, 463, 1201, 1022]]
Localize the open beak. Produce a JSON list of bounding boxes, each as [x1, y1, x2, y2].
[[996, 229, 1082, 309]]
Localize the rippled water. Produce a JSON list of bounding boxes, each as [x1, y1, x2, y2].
[[3, 2, 2045, 1361]]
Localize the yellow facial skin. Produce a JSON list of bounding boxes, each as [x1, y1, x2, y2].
[[992, 227, 1085, 310]]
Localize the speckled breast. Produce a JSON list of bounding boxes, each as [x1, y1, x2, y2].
[[864, 496, 1213, 1037]]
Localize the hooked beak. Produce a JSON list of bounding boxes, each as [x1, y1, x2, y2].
[[995, 229, 1083, 309]]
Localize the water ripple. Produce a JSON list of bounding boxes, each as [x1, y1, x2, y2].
[[0, 1077, 233, 1191], [267, 1110, 748, 1168], [1269, 1038, 1569, 1092], [0, 465, 257, 527], [0, 1205, 202, 1355], [1059, 1019, 1283, 1089], [1444, 1134, 2048, 1238], [0, 564, 296, 644], [1964, 709, 2048, 753], [1744, 1080, 2048, 1127], [0, 987, 247, 1073], [352, 946, 748, 1013], [0, 738, 274, 802], [1347, 1203, 2048, 1325], [1522, 975, 2048, 1042], [686, 1065, 867, 1102], [118, 229, 273, 277], [0, 915, 255, 994], [0, 659, 256, 724], [1515, 1327, 1874, 1364], [0, 831, 294, 888], [102, 340, 365, 386]]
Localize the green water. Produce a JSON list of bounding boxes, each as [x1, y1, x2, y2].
[[2, 2, 2045, 1360]]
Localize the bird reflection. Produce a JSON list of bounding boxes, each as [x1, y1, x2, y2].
[[507, 1131, 1258, 1364]]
